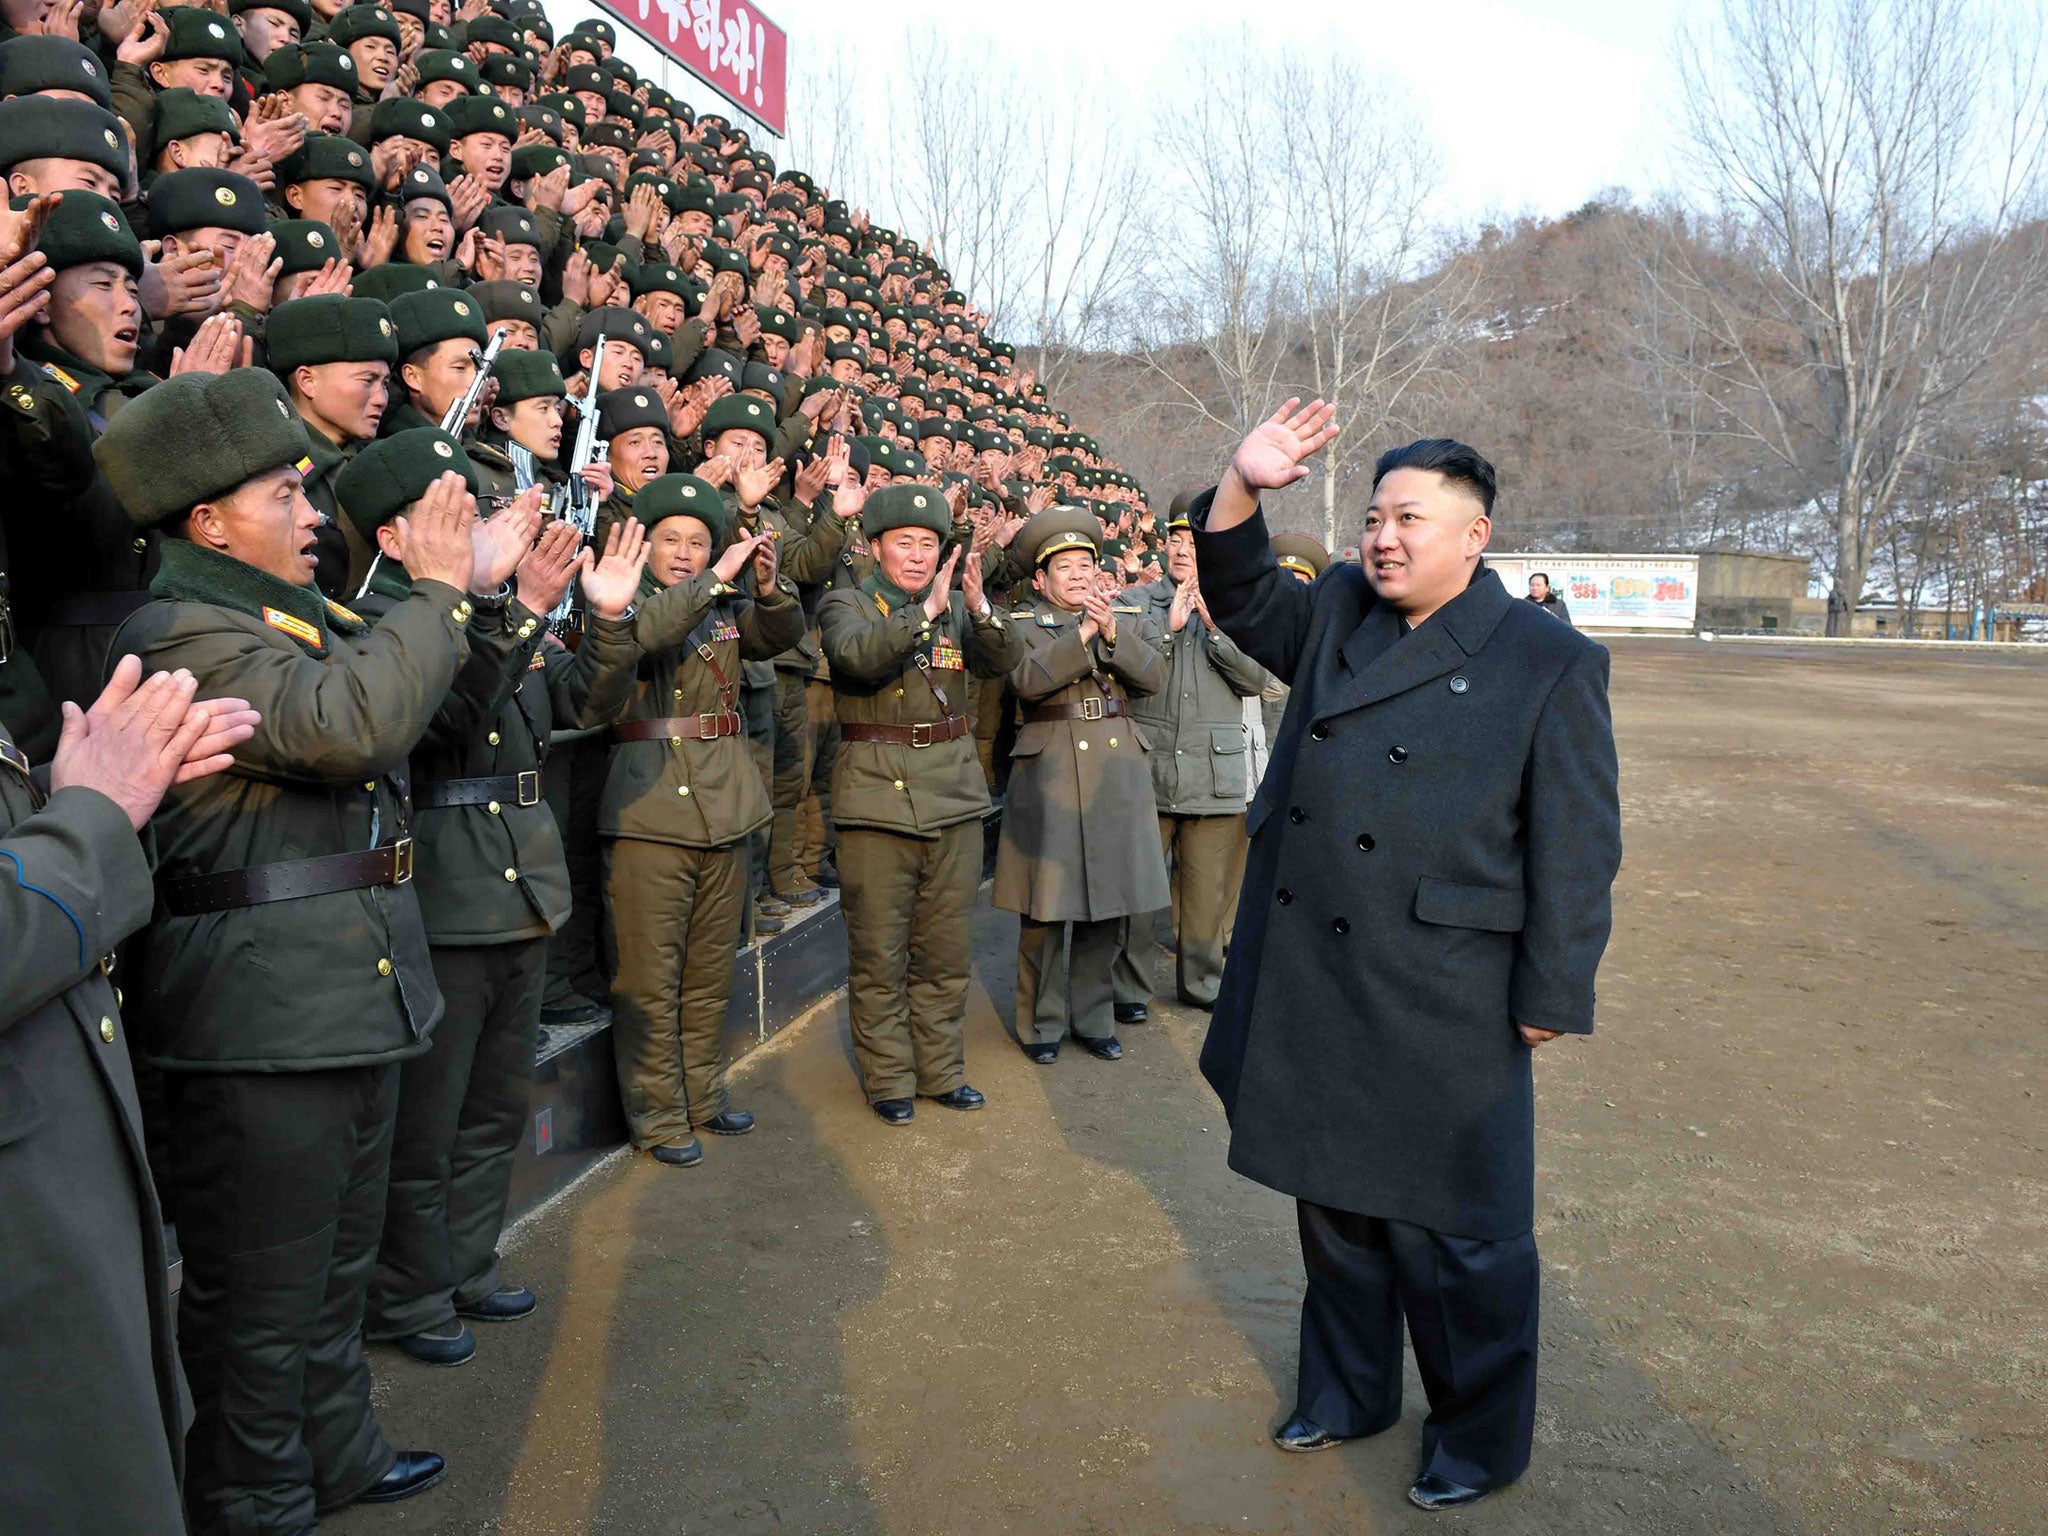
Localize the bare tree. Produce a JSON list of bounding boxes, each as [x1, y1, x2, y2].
[[1644, 0, 2048, 632], [1276, 51, 1481, 550]]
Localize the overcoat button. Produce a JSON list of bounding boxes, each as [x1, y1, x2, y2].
[[1332, 917, 1350, 935], [1310, 722, 1330, 741], [1450, 676, 1469, 694], [1357, 833, 1375, 852], [504, 868, 518, 881], [1077, 739, 1089, 750], [377, 958, 393, 976], [487, 801, 500, 814], [100, 1016, 115, 1043], [488, 731, 501, 745], [1277, 888, 1294, 905], [1388, 745, 1409, 764], [676, 785, 691, 796], [1288, 807, 1305, 824]]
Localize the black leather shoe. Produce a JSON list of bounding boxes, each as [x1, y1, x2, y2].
[[356, 1450, 447, 1504], [1114, 1002, 1149, 1024], [778, 885, 826, 907], [1272, 1414, 1348, 1453], [650, 1139, 703, 1167], [927, 1085, 985, 1110], [1178, 993, 1216, 1012], [1021, 1042, 1060, 1065], [701, 1110, 754, 1136], [872, 1098, 915, 1125], [539, 995, 607, 1026], [1408, 1473, 1491, 1511], [814, 862, 840, 888], [456, 1286, 536, 1322], [756, 893, 792, 917], [395, 1320, 474, 1366], [750, 913, 784, 936], [1080, 1035, 1123, 1061]]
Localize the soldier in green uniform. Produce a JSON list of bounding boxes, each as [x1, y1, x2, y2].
[[98, 368, 482, 1530], [993, 506, 1170, 1062], [384, 284, 489, 437], [266, 292, 398, 599], [817, 481, 1022, 1123], [334, 431, 645, 1365], [466, 346, 581, 507], [601, 474, 803, 1166], [1117, 496, 1270, 1011], [1, 660, 255, 1536]]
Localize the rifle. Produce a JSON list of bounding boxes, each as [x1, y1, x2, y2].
[[439, 328, 507, 435], [548, 333, 608, 634]]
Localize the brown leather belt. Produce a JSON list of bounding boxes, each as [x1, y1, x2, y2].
[[613, 711, 745, 743], [159, 838, 414, 916], [840, 715, 970, 748], [1026, 697, 1125, 724], [415, 770, 541, 810]]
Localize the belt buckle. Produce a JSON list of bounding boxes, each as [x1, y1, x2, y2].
[[516, 770, 541, 806], [698, 711, 721, 738], [909, 721, 933, 748], [1081, 697, 1104, 721], [391, 836, 414, 885]]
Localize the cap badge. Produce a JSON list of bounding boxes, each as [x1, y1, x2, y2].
[[208, 20, 225, 37], [420, 113, 435, 127], [100, 210, 119, 231], [681, 484, 696, 497], [104, 127, 119, 148], [275, 398, 290, 417], [912, 494, 927, 508], [347, 149, 363, 165], [214, 186, 236, 206], [633, 393, 647, 406], [433, 440, 454, 458], [451, 300, 470, 316], [340, 54, 354, 68], [82, 58, 97, 75]]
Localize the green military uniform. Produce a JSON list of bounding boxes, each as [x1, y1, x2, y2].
[[466, 348, 572, 507], [0, 726, 186, 1534], [12, 193, 162, 716], [992, 508, 1170, 1049], [601, 475, 804, 1158], [334, 431, 640, 1351], [1118, 565, 1269, 1008], [816, 485, 1022, 1110], [99, 371, 462, 1533], [267, 294, 402, 600]]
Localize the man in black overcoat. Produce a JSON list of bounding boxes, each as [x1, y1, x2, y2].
[[1189, 402, 1623, 1512]]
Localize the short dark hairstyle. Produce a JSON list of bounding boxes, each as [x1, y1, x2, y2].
[[1371, 438, 1496, 517], [1529, 571, 1550, 586]]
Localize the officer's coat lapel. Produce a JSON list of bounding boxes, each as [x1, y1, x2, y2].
[[1315, 564, 1514, 719]]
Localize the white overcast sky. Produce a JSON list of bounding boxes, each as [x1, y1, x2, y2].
[[560, 0, 1688, 225]]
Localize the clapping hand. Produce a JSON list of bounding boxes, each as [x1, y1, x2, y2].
[[168, 312, 247, 376], [960, 549, 986, 615], [580, 517, 648, 618], [734, 457, 782, 510], [1168, 577, 1197, 633], [394, 471, 479, 593], [923, 545, 960, 621], [710, 529, 769, 585], [49, 655, 261, 830], [514, 518, 583, 616], [1079, 589, 1117, 646]]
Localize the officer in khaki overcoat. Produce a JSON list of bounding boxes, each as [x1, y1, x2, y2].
[[600, 473, 804, 1168], [818, 481, 1023, 1123], [992, 506, 1170, 1062]]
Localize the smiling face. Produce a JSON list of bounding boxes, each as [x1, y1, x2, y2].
[[349, 34, 397, 90], [1165, 528, 1195, 583], [1360, 466, 1490, 621], [189, 464, 321, 587], [1034, 547, 1096, 612], [44, 260, 143, 373], [648, 513, 712, 584], [876, 526, 940, 593]]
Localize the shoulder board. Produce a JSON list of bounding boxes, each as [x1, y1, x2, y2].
[[874, 592, 890, 615], [41, 364, 81, 394], [263, 606, 323, 648], [325, 598, 363, 627], [1008, 609, 1034, 619], [1112, 603, 1144, 614]]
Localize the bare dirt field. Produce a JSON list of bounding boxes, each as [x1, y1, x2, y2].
[[336, 638, 2048, 1536]]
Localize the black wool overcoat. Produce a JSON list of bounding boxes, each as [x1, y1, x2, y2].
[[1193, 494, 1623, 1239]]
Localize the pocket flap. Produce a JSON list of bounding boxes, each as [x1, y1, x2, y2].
[[0, 1061, 47, 1149], [1008, 722, 1051, 759], [1413, 877, 1525, 933], [1209, 724, 1246, 755]]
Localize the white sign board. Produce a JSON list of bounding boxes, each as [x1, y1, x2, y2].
[[1489, 554, 1699, 631]]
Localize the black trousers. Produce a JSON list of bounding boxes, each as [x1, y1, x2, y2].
[[368, 938, 546, 1338], [1295, 1199, 1538, 1490], [541, 734, 609, 1009], [165, 1065, 400, 1536]]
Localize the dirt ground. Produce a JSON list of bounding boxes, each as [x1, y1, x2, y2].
[[334, 638, 2048, 1536]]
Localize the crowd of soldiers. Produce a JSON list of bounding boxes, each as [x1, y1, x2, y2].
[[0, 2, 1346, 1532]]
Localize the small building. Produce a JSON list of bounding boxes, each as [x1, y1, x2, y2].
[[1694, 552, 1826, 633]]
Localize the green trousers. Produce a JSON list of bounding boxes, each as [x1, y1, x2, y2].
[[795, 675, 837, 878], [767, 668, 811, 894], [1016, 915, 1123, 1044], [603, 837, 745, 1146], [837, 821, 978, 1101], [1122, 811, 1248, 1008], [368, 936, 545, 1339]]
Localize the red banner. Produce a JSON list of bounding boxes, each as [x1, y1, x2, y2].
[[591, 0, 788, 137]]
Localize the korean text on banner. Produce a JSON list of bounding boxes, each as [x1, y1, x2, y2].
[[594, 0, 788, 136]]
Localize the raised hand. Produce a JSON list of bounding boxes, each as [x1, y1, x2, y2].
[[623, 182, 660, 240], [751, 530, 779, 589], [221, 233, 280, 313], [470, 490, 544, 593], [923, 545, 960, 621], [1231, 396, 1338, 493], [0, 250, 54, 371], [448, 173, 491, 233], [792, 445, 831, 506], [98, 0, 156, 44], [580, 517, 648, 618], [359, 205, 400, 269], [1168, 577, 1196, 633], [578, 460, 613, 502], [0, 191, 56, 266], [961, 550, 986, 614], [1080, 589, 1117, 645], [48, 656, 260, 830], [525, 163, 570, 214], [695, 453, 734, 489], [514, 517, 583, 615], [710, 529, 769, 585], [141, 244, 222, 319], [394, 470, 478, 593], [734, 457, 781, 509], [587, 253, 627, 309], [168, 312, 244, 376]]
